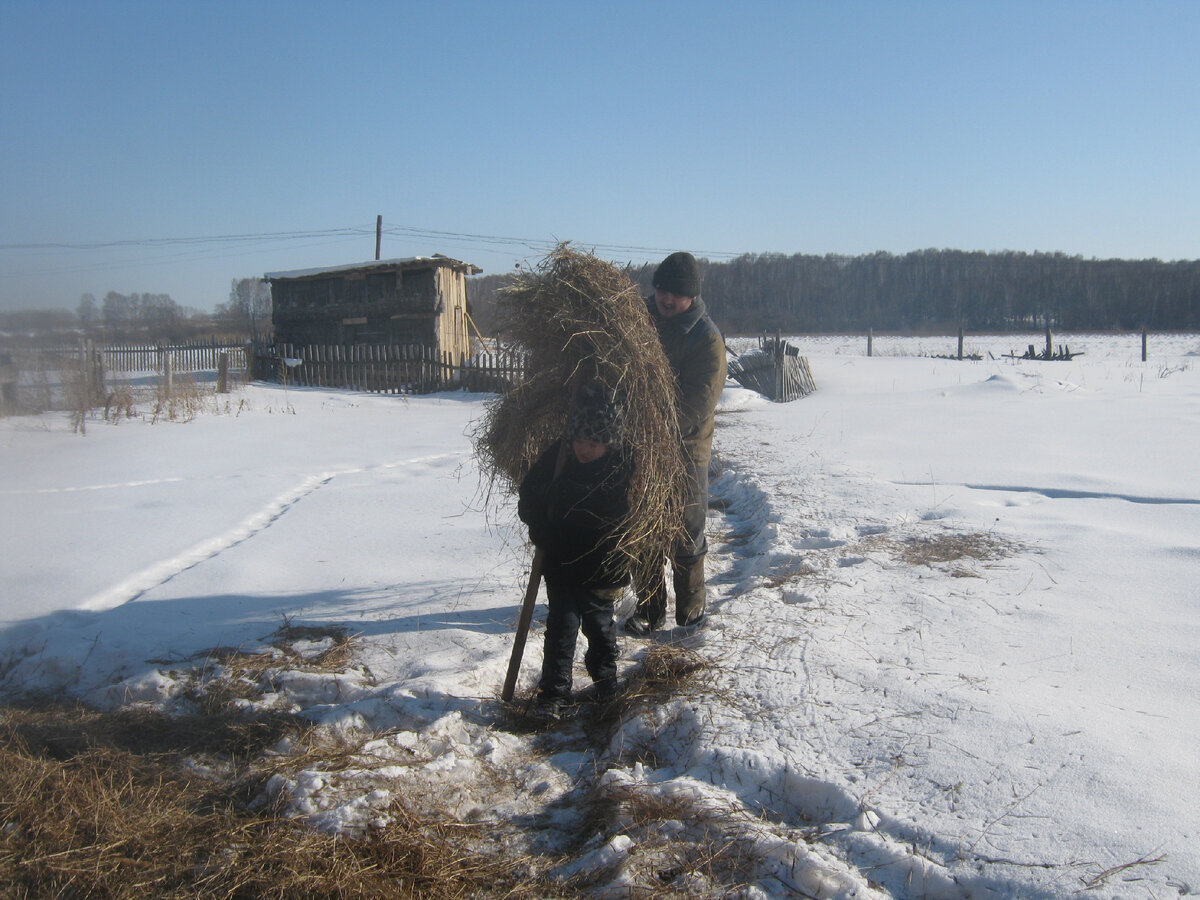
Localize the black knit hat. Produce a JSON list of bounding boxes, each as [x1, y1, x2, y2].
[[565, 382, 624, 446], [652, 251, 701, 298]]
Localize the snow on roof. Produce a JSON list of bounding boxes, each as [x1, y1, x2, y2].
[[264, 255, 480, 281]]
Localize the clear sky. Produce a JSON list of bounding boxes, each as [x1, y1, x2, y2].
[[2, 0, 1198, 313]]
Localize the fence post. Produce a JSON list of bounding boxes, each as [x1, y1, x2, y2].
[[867, 329, 873, 357], [81, 340, 106, 407], [217, 351, 230, 393], [1045, 326, 1053, 359], [94, 348, 106, 405], [1142, 328, 1148, 362], [957, 327, 964, 361]]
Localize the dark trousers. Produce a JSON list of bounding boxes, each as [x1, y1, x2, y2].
[[539, 579, 619, 700], [634, 457, 709, 625]]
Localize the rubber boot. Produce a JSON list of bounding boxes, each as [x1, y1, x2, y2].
[[626, 559, 667, 634], [673, 557, 707, 627]]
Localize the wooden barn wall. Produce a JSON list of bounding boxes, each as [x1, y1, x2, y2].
[[270, 267, 444, 346], [434, 267, 471, 363]]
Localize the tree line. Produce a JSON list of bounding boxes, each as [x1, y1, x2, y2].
[[467, 250, 1200, 336], [7, 252, 1199, 346], [0, 278, 271, 345]]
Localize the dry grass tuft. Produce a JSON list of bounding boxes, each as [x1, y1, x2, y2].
[[103, 382, 138, 422], [762, 558, 819, 588], [895, 532, 1014, 567], [472, 244, 688, 575], [586, 783, 759, 896], [166, 622, 361, 716], [150, 371, 207, 423], [625, 644, 711, 700], [0, 701, 562, 899], [0, 702, 301, 766]]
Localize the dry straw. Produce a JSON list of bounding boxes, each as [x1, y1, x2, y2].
[[473, 244, 687, 569]]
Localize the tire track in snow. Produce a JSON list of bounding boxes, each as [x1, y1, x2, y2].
[[79, 454, 455, 612]]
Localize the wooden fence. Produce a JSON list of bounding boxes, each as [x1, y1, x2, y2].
[[727, 335, 817, 403], [30, 340, 248, 374], [254, 342, 527, 395], [1, 340, 250, 415]]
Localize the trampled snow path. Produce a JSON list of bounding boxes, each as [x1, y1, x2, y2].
[[245, 453, 908, 899]]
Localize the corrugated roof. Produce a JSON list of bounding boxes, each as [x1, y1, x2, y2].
[[265, 255, 480, 281]]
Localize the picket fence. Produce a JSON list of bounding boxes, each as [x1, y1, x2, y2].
[[255, 342, 527, 395], [32, 340, 248, 374]]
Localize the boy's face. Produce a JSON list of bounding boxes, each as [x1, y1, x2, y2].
[[571, 438, 608, 464]]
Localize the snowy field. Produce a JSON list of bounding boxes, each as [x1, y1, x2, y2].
[[2, 332, 1198, 898]]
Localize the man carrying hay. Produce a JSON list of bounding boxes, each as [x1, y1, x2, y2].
[[624, 251, 727, 635]]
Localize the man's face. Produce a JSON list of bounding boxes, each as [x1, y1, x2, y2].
[[655, 288, 695, 319]]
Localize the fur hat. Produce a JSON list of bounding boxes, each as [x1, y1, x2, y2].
[[565, 382, 624, 446], [652, 251, 701, 298]]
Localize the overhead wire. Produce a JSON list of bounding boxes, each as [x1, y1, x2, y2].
[[1, 224, 748, 263]]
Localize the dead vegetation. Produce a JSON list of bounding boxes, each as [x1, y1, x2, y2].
[[498, 643, 763, 895], [624, 643, 712, 700], [149, 371, 208, 423], [0, 639, 725, 899], [473, 244, 688, 578], [892, 531, 1014, 568], [0, 618, 568, 899], [586, 784, 763, 897], [852, 530, 1016, 576], [0, 705, 557, 899], [140, 621, 364, 718]]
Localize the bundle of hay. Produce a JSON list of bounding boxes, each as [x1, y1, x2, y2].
[[473, 244, 687, 564]]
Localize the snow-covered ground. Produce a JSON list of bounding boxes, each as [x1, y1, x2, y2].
[[2, 332, 1197, 898]]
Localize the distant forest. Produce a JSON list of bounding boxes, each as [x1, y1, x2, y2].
[[5, 252, 1198, 345], [467, 249, 1200, 336]]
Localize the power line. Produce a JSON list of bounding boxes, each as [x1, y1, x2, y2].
[[1, 224, 748, 261], [0, 227, 374, 252]]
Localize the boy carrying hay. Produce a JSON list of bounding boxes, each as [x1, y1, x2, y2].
[[517, 382, 632, 714]]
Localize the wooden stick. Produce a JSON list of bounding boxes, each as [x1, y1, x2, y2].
[[500, 439, 571, 702], [501, 546, 546, 702]]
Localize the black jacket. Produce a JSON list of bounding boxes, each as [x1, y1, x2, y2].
[[518, 443, 633, 589]]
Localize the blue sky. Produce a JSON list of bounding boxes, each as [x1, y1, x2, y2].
[[2, 0, 1198, 313]]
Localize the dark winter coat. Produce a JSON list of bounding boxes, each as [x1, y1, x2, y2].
[[518, 443, 633, 590], [648, 296, 727, 467]]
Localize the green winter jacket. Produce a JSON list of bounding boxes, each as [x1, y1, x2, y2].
[[648, 296, 727, 466]]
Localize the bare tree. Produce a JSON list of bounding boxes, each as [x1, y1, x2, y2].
[[221, 277, 272, 342]]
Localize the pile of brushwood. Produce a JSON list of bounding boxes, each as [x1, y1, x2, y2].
[[473, 244, 687, 576]]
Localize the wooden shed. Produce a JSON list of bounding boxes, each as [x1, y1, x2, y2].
[[265, 255, 481, 363]]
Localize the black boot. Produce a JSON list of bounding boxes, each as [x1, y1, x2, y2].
[[673, 558, 707, 627], [625, 559, 667, 635]]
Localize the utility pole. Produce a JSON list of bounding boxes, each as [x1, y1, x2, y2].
[[375, 215, 382, 260]]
